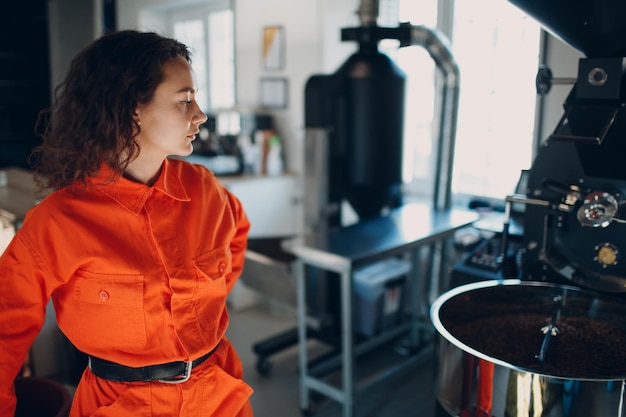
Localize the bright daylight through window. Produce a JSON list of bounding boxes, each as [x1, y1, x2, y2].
[[385, 0, 540, 206], [172, 5, 235, 112]]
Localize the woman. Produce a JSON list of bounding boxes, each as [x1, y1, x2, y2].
[[0, 30, 254, 416]]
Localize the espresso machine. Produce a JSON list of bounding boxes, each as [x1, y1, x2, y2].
[[432, 1, 626, 416]]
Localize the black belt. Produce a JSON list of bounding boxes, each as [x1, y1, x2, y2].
[[88, 342, 220, 384]]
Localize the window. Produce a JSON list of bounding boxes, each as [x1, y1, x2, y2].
[[378, 1, 438, 191], [173, 19, 209, 109], [382, 0, 540, 207], [451, 1, 539, 203], [207, 10, 235, 109], [167, 2, 235, 112]]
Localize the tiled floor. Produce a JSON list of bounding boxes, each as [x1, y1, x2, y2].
[[227, 302, 439, 417]]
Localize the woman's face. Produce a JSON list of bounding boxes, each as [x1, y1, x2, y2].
[[133, 57, 207, 161]]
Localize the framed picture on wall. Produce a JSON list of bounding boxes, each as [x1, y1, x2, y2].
[[260, 77, 288, 109], [262, 25, 285, 70]]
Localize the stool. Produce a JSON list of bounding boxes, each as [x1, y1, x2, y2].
[[14, 376, 71, 417]]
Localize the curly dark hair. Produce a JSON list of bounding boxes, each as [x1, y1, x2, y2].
[[31, 30, 191, 190]]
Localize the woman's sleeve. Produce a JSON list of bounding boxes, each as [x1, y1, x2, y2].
[[0, 234, 49, 417], [224, 190, 251, 294]]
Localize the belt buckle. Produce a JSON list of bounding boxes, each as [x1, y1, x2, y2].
[[157, 361, 192, 384]]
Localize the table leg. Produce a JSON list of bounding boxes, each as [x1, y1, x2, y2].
[[296, 259, 311, 412], [340, 267, 354, 417]]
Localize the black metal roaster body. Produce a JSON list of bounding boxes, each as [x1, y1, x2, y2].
[[433, 1, 626, 416]]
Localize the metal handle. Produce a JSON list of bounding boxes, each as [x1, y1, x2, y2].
[[536, 65, 577, 96]]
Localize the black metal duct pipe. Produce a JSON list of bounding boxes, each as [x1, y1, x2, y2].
[[305, 22, 459, 222], [334, 29, 407, 220], [346, 0, 461, 212], [339, 19, 461, 214], [339, 22, 461, 214]]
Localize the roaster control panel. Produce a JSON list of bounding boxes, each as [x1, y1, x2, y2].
[[450, 234, 523, 289]]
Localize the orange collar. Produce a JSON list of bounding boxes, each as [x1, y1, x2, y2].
[[87, 159, 191, 215]]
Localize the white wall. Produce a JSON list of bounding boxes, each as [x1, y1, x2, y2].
[[232, 0, 361, 176], [233, 0, 320, 177]]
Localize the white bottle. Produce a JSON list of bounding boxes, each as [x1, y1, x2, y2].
[[266, 136, 283, 176]]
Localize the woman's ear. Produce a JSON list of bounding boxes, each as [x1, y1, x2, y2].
[[133, 109, 141, 125]]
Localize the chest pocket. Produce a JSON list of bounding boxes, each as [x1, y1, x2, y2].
[[192, 244, 232, 339], [74, 271, 146, 350]]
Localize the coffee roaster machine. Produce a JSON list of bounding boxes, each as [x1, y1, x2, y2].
[[243, 0, 462, 378], [432, 0, 626, 416]]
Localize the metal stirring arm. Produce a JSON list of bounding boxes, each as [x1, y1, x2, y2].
[[497, 194, 551, 276], [537, 294, 563, 363]]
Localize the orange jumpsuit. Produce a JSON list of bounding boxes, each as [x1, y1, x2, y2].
[[0, 158, 254, 417]]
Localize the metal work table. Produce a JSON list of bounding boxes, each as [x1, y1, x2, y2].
[[282, 203, 477, 417]]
